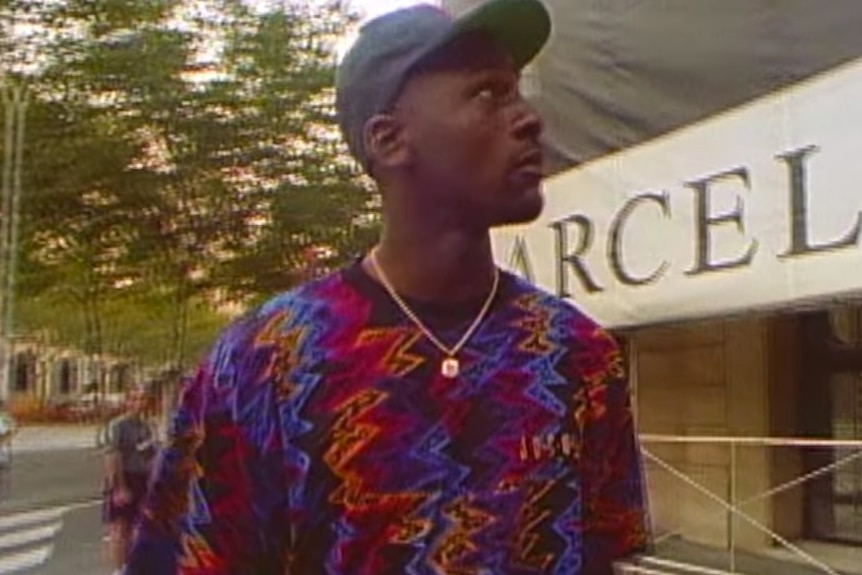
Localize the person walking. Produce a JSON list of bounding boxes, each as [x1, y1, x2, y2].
[[0, 400, 17, 500], [104, 387, 158, 575]]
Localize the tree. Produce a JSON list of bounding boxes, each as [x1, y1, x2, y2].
[[193, 0, 378, 301], [13, 0, 194, 384], [4, 0, 379, 381]]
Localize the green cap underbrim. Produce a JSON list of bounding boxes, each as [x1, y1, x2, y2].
[[445, 0, 552, 71]]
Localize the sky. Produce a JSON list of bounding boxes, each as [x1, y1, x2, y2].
[[351, 0, 436, 21], [245, 0, 438, 60], [252, 0, 438, 21]]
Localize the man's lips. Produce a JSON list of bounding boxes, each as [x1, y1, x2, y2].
[[511, 149, 544, 178]]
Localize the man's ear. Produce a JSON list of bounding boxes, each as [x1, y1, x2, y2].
[[363, 113, 411, 170]]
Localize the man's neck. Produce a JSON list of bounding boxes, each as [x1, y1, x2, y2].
[[367, 227, 496, 303]]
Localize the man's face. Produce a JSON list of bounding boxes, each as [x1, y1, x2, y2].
[[392, 33, 545, 228], [127, 391, 148, 415]]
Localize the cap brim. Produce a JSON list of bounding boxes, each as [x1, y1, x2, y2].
[[448, 0, 552, 70]]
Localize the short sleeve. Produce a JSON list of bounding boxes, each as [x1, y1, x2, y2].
[[573, 324, 650, 574], [126, 326, 289, 574], [105, 418, 123, 453]]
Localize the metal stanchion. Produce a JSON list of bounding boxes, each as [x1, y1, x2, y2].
[[0, 82, 15, 402], [0, 82, 27, 402]]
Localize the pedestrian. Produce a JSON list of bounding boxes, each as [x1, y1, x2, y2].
[[104, 387, 158, 575], [127, 0, 650, 573], [0, 400, 17, 500]]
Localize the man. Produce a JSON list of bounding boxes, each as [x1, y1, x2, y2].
[[104, 387, 158, 574], [127, 0, 649, 573], [0, 400, 16, 499]]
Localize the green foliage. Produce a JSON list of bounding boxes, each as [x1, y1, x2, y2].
[[1, 0, 378, 373]]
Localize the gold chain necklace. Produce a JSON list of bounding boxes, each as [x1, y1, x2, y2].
[[368, 248, 500, 379]]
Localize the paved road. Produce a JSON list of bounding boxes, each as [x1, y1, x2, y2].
[[1, 449, 103, 515], [43, 502, 108, 575], [0, 501, 108, 575], [0, 438, 109, 574], [0, 425, 145, 574], [12, 426, 102, 454]]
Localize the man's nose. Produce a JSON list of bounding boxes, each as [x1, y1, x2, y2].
[[510, 99, 543, 142]]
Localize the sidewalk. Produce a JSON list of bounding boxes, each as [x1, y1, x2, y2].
[[646, 537, 861, 575], [12, 426, 101, 453]]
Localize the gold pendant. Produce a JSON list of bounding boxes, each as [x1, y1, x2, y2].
[[441, 357, 460, 379]]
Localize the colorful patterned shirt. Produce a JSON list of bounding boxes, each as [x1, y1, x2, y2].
[[127, 262, 649, 574]]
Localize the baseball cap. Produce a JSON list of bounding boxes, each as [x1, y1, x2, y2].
[[335, 0, 552, 170]]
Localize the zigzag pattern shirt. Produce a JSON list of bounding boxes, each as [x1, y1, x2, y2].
[[126, 262, 649, 574]]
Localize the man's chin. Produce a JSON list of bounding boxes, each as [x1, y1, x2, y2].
[[491, 190, 544, 228]]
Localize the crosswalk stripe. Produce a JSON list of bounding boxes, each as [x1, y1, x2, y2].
[[0, 545, 53, 574], [0, 503, 84, 574], [0, 508, 64, 532], [0, 501, 102, 574], [0, 523, 61, 551]]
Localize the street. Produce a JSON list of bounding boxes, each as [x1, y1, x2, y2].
[[0, 501, 106, 575], [0, 428, 110, 574], [1, 448, 102, 515]]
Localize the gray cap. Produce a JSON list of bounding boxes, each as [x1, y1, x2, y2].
[[335, 0, 552, 170]]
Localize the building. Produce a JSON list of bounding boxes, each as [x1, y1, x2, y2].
[[2, 334, 140, 412], [441, 1, 862, 571], [628, 310, 861, 572]]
